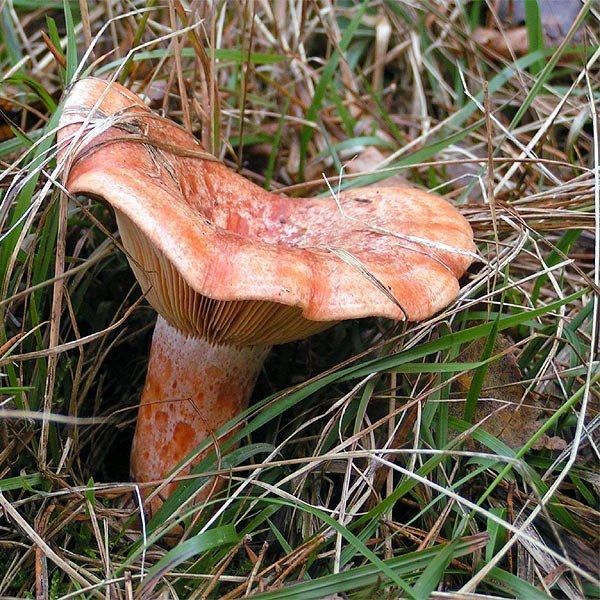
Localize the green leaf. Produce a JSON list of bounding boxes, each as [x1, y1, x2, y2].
[[121, 443, 274, 568], [0, 473, 43, 492], [0, 109, 61, 291], [463, 315, 500, 423], [85, 477, 95, 505], [485, 507, 506, 563], [0, 128, 43, 156], [524, 0, 545, 74], [147, 443, 274, 536], [63, 0, 78, 85], [0, 5, 23, 67], [508, 0, 593, 129], [105, 47, 287, 77], [411, 539, 459, 599], [450, 416, 579, 531], [266, 518, 293, 554], [340, 49, 552, 191], [4, 74, 57, 112], [136, 525, 238, 596], [264, 97, 290, 189], [531, 230, 581, 304], [487, 566, 553, 599], [251, 535, 485, 599], [298, 1, 369, 177], [45, 16, 65, 81]]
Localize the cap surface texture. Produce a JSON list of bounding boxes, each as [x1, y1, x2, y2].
[[59, 77, 475, 345]]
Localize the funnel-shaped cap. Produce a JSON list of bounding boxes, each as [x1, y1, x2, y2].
[[58, 78, 475, 345]]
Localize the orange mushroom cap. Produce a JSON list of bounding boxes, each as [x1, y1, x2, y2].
[[59, 77, 475, 345]]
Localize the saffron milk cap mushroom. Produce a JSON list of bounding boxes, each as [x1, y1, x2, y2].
[[58, 77, 476, 515]]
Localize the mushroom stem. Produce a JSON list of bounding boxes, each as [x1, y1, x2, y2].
[[131, 316, 270, 514]]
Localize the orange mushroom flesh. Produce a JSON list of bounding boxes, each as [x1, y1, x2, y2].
[[131, 317, 269, 512], [59, 78, 476, 516]]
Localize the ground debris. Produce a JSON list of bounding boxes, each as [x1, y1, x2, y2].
[[450, 335, 567, 451]]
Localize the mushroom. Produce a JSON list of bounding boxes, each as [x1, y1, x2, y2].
[[58, 77, 475, 515]]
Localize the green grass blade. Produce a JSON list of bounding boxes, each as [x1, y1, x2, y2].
[[487, 566, 553, 599], [463, 315, 500, 423], [524, 0, 545, 74], [136, 525, 238, 596], [0, 473, 44, 492], [0, 5, 23, 67], [411, 539, 459, 599], [251, 535, 485, 599], [298, 1, 369, 177], [63, 0, 78, 85], [508, 0, 593, 129]]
